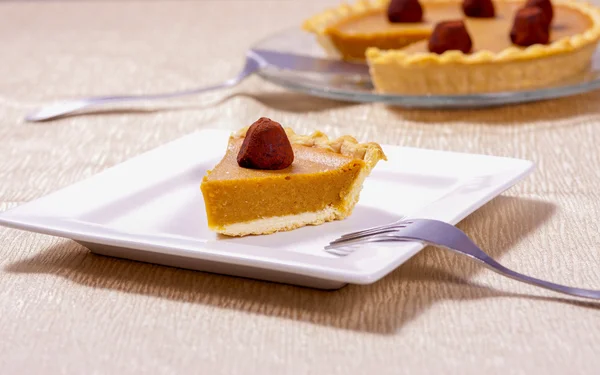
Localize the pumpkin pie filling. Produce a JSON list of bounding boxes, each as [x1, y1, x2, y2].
[[202, 139, 364, 227], [200, 123, 386, 237], [401, 3, 590, 54], [324, 2, 591, 60], [326, 10, 431, 61]]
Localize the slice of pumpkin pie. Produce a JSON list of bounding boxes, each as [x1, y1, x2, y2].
[[200, 118, 386, 237]]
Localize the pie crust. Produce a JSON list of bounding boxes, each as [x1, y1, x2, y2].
[[233, 126, 386, 169]]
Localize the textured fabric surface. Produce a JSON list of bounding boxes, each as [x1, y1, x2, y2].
[[1, 1, 600, 374]]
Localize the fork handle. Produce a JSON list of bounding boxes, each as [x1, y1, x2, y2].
[[464, 251, 600, 300], [25, 54, 262, 122], [403, 235, 600, 300]]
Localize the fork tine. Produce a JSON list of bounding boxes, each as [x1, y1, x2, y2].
[[338, 225, 400, 239], [327, 232, 403, 250], [338, 216, 408, 239], [336, 221, 412, 242], [330, 226, 407, 245]]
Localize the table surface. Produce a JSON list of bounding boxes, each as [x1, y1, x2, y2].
[[1, 1, 600, 374]]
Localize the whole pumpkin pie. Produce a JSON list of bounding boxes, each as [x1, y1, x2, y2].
[[200, 118, 386, 237], [303, 0, 600, 94]]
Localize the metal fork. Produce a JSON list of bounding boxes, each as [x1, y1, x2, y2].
[[326, 219, 600, 300], [24, 54, 263, 122]]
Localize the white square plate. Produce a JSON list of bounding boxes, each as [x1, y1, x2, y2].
[[0, 129, 534, 289]]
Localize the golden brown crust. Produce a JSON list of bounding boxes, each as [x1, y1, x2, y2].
[[232, 127, 387, 170]]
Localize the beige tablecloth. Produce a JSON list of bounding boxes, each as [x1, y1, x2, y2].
[[1, 1, 600, 374]]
